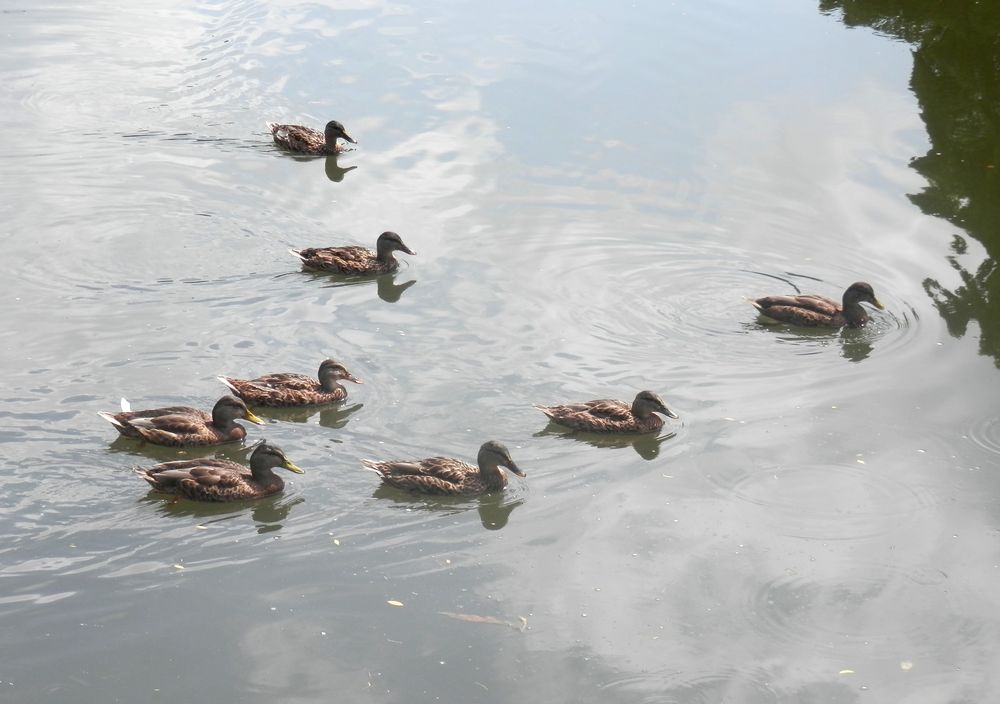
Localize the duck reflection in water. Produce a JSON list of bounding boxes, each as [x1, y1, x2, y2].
[[533, 425, 674, 461], [299, 270, 417, 303], [839, 330, 875, 363], [252, 402, 362, 430], [145, 490, 305, 533], [747, 317, 877, 363], [325, 154, 357, 182], [279, 151, 356, 182], [370, 486, 525, 530]]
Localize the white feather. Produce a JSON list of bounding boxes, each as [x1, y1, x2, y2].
[[216, 376, 239, 394], [97, 411, 124, 429]]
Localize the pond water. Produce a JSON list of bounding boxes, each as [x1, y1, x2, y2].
[[3, 0, 1000, 702]]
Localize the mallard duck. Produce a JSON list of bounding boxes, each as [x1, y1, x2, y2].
[[217, 359, 362, 407], [135, 442, 304, 502], [266, 119, 356, 154], [535, 389, 678, 434], [361, 440, 525, 496], [98, 395, 265, 447], [290, 231, 416, 275], [751, 281, 884, 328]]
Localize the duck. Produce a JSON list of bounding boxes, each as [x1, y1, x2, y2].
[[135, 442, 304, 502], [98, 394, 265, 447], [266, 119, 356, 154], [217, 359, 362, 407], [362, 440, 525, 496], [751, 281, 884, 328], [535, 389, 678, 434], [290, 231, 415, 275]]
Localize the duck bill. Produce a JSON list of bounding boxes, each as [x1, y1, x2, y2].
[[400, 245, 416, 256], [661, 407, 680, 420], [341, 132, 357, 144], [505, 462, 526, 478], [244, 409, 267, 425], [872, 298, 885, 310], [345, 373, 363, 385], [283, 460, 305, 475]]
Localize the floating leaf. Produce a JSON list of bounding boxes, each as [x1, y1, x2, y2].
[[440, 611, 527, 632], [900, 661, 913, 671], [838, 669, 854, 675], [173, 564, 185, 570], [196, 525, 208, 531], [387, 600, 404, 607]]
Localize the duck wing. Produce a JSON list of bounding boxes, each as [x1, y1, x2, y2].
[[268, 123, 324, 152], [753, 293, 839, 316], [297, 245, 375, 272], [578, 399, 634, 421], [363, 456, 474, 494], [249, 372, 318, 391]]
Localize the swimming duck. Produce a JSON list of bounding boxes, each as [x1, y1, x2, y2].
[[266, 119, 356, 154], [362, 440, 525, 496], [98, 395, 265, 447], [535, 390, 678, 434], [751, 281, 884, 328], [290, 231, 415, 275], [135, 442, 304, 502], [217, 359, 362, 407]]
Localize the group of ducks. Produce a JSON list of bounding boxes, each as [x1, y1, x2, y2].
[[101, 119, 886, 505]]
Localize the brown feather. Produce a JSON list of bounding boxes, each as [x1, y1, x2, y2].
[[536, 399, 664, 433], [221, 374, 348, 407], [268, 123, 348, 155], [219, 360, 360, 407], [135, 443, 302, 502], [295, 245, 397, 275], [99, 396, 258, 447], [751, 282, 883, 329], [362, 443, 522, 497]]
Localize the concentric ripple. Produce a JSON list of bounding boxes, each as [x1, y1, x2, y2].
[[746, 559, 977, 661], [712, 462, 936, 540], [966, 415, 1000, 457]]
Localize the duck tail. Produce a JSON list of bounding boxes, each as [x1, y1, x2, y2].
[[532, 404, 555, 418], [360, 459, 385, 477], [288, 248, 306, 262], [97, 411, 125, 429], [216, 376, 239, 394], [132, 467, 159, 487]]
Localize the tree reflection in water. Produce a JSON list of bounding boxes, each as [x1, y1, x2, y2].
[[822, 0, 1000, 366]]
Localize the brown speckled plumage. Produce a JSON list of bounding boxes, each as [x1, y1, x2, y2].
[[218, 359, 362, 407], [266, 119, 356, 155], [135, 442, 304, 502], [362, 440, 525, 496], [751, 281, 884, 329], [535, 390, 678, 434], [291, 231, 415, 275], [98, 395, 265, 447]]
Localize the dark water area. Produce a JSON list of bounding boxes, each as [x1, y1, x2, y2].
[[2, 0, 1000, 702]]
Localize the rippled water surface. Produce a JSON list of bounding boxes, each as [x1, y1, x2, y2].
[[3, 0, 1000, 702]]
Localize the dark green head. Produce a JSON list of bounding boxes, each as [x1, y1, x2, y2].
[[632, 390, 679, 419], [843, 281, 884, 310], [478, 440, 525, 477], [213, 395, 265, 427], [376, 231, 416, 257], [318, 358, 363, 389], [324, 120, 356, 145], [250, 442, 304, 475]]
